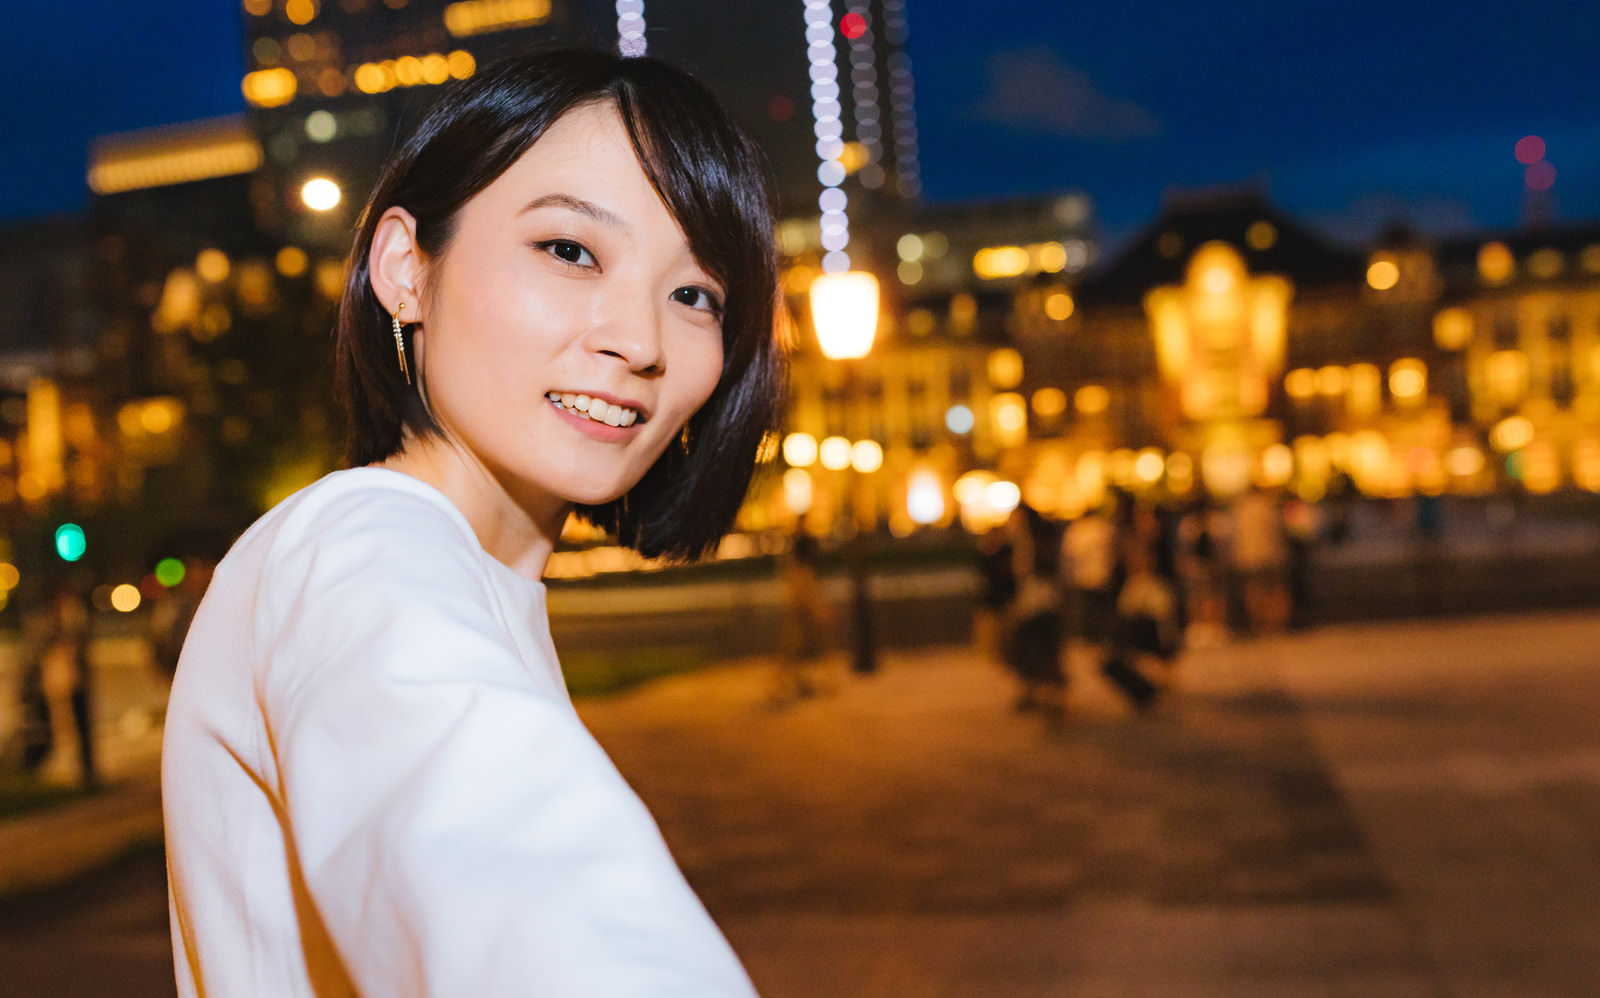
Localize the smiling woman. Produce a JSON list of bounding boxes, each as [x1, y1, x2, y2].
[[161, 50, 779, 998]]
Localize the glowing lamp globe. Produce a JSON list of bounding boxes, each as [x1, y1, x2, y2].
[[810, 271, 879, 359]]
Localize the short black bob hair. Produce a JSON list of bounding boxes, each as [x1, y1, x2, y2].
[[335, 49, 783, 563]]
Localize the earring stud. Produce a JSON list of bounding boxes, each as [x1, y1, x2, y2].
[[392, 303, 411, 385]]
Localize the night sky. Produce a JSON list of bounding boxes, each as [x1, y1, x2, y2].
[[4, 0, 1598, 248]]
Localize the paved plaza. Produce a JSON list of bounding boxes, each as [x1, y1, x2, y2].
[[5, 610, 1600, 996]]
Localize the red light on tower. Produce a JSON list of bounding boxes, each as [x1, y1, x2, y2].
[[840, 12, 866, 38], [1514, 135, 1546, 165], [1526, 160, 1557, 192]]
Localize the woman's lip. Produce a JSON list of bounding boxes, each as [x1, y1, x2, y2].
[[548, 397, 640, 438]]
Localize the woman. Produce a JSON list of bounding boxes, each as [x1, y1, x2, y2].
[[1001, 503, 1066, 717], [162, 50, 780, 996]]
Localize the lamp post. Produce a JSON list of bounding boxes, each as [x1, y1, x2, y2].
[[811, 270, 880, 674]]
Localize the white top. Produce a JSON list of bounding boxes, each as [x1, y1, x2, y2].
[[163, 468, 756, 997]]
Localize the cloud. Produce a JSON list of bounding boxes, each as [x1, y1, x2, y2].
[[962, 46, 1161, 142]]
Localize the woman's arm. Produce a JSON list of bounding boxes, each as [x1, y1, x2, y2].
[[255, 491, 755, 997]]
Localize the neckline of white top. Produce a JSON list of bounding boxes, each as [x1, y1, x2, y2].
[[333, 465, 551, 594]]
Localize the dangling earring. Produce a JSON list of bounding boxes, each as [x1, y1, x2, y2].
[[679, 423, 692, 456], [392, 303, 411, 386]]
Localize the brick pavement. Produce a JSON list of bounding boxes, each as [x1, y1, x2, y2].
[[580, 640, 1441, 996], [9, 611, 1600, 996]]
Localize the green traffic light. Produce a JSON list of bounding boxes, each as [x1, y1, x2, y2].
[[155, 557, 186, 587], [55, 523, 87, 562]]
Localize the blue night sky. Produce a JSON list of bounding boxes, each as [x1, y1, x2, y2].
[[4, 0, 1598, 247]]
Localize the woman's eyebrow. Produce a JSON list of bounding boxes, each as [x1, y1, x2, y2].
[[518, 192, 630, 234]]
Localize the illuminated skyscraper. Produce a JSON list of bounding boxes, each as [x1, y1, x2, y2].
[[239, 0, 591, 248]]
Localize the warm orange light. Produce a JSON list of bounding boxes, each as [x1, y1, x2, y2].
[[276, 246, 309, 278], [987, 348, 1023, 389], [1433, 307, 1472, 350], [1284, 368, 1317, 400], [1366, 258, 1400, 290], [447, 50, 477, 79], [1031, 387, 1067, 418], [819, 436, 852, 470], [242, 67, 298, 108], [444, 0, 551, 36], [972, 245, 1030, 280], [1478, 242, 1515, 283], [1034, 242, 1068, 273], [1245, 220, 1277, 250], [1075, 384, 1110, 416], [1316, 365, 1347, 396], [1490, 415, 1534, 452], [1388, 358, 1426, 400], [110, 584, 143, 613], [1487, 350, 1528, 405], [195, 248, 230, 284], [285, 0, 318, 25], [1044, 291, 1074, 321], [782, 432, 818, 468], [850, 439, 884, 473]]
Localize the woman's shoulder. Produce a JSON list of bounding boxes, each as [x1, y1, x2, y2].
[[217, 468, 486, 603]]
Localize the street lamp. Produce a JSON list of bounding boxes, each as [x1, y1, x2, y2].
[[811, 270, 880, 674]]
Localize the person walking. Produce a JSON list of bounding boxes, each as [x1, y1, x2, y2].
[[1002, 503, 1067, 718]]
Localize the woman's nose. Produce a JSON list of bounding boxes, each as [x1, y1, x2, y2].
[[585, 295, 665, 375]]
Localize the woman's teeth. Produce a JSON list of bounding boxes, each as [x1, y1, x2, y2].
[[547, 391, 638, 427]]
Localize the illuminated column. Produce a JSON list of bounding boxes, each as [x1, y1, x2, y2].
[[841, 3, 884, 189], [880, 0, 921, 198], [804, 0, 853, 273], [617, 0, 646, 57]]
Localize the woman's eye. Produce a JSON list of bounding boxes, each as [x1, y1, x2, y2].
[[672, 286, 724, 316], [538, 240, 595, 267]]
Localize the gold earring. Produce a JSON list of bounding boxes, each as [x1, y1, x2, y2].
[[679, 423, 691, 456], [392, 303, 411, 385]]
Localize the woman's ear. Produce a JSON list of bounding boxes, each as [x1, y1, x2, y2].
[[368, 206, 426, 320]]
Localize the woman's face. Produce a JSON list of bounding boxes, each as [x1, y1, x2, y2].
[[412, 101, 726, 511]]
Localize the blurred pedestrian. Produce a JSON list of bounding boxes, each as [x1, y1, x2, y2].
[[1230, 484, 1291, 633], [972, 522, 1016, 664], [775, 525, 830, 700], [1177, 496, 1227, 646], [1002, 503, 1066, 718], [149, 555, 215, 680], [1283, 495, 1322, 627], [29, 580, 97, 789], [1063, 497, 1118, 648], [163, 51, 776, 997]]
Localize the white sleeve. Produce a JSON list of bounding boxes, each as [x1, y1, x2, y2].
[[254, 494, 756, 997]]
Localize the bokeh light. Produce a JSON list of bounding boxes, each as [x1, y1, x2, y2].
[[782, 432, 818, 468], [301, 177, 342, 211], [155, 557, 187, 588], [1525, 161, 1556, 192], [850, 439, 883, 473], [945, 404, 975, 435], [1366, 258, 1400, 291], [111, 584, 143, 613], [819, 436, 852, 470], [1514, 135, 1546, 165], [55, 523, 87, 562]]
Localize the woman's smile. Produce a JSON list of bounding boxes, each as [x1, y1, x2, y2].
[[545, 390, 644, 427]]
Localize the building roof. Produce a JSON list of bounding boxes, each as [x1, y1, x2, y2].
[[1076, 188, 1363, 306]]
